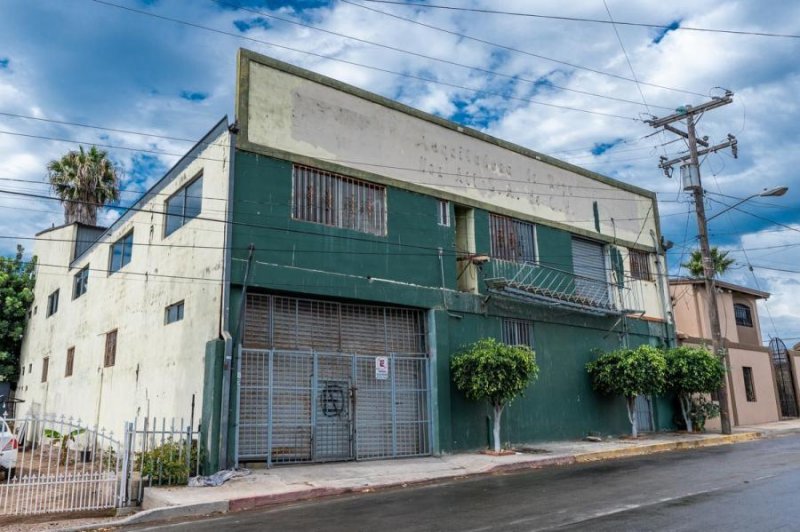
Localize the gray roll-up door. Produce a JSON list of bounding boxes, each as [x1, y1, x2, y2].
[[571, 238, 609, 306]]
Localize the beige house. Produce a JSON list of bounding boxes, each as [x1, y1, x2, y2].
[[670, 278, 787, 427]]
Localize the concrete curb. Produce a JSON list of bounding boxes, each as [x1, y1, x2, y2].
[[74, 431, 765, 530]]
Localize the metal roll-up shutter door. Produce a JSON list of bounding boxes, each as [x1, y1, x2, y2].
[[571, 238, 609, 306]]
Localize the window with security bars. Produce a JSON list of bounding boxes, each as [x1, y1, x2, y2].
[[104, 329, 117, 367], [490, 214, 536, 263], [734, 303, 753, 327], [502, 318, 533, 347], [292, 164, 386, 236], [65, 347, 74, 377], [743, 366, 756, 402], [629, 249, 652, 281]]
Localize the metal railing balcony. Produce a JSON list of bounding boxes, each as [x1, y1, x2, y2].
[[484, 259, 643, 315]]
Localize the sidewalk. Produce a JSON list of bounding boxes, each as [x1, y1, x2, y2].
[[76, 419, 800, 530]]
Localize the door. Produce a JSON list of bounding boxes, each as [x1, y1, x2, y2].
[[769, 338, 799, 418], [239, 293, 432, 465], [635, 395, 654, 432], [571, 238, 609, 306]]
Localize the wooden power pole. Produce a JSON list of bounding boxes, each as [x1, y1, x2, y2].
[[647, 91, 738, 435]]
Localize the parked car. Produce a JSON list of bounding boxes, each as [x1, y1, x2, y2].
[[0, 416, 17, 481]]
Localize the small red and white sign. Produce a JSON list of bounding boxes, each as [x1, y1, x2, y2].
[[375, 356, 389, 380]]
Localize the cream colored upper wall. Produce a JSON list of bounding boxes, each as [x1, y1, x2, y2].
[[16, 127, 231, 434], [240, 54, 659, 247]]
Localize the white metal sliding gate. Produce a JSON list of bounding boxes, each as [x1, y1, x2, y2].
[[237, 294, 432, 465]]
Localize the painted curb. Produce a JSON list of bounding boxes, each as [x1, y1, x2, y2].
[[573, 432, 762, 463], [72, 431, 766, 530]]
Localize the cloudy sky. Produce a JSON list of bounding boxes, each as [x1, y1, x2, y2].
[[1, 0, 799, 343]]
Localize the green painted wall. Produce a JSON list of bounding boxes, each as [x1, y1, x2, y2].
[[227, 149, 677, 456]]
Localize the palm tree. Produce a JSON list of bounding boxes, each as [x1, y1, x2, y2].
[[681, 247, 735, 278], [47, 146, 120, 225]]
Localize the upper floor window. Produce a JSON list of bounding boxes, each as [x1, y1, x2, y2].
[[734, 303, 753, 327], [165, 300, 185, 324], [502, 318, 534, 348], [73, 265, 89, 299], [490, 214, 536, 263], [165, 174, 203, 237], [109, 230, 134, 273], [46, 289, 59, 317], [41, 357, 49, 383], [292, 164, 386, 236], [438, 200, 451, 227], [629, 249, 652, 281]]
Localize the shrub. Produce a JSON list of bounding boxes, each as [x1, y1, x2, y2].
[[586, 345, 667, 437], [136, 439, 201, 486], [451, 338, 539, 452]]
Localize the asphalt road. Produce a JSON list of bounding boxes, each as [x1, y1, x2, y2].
[[128, 435, 800, 532]]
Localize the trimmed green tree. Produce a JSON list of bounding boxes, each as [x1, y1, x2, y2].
[[665, 346, 726, 432], [451, 338, 539, 452], [0, 246, 36, 383], [586, 345, 666, 437]]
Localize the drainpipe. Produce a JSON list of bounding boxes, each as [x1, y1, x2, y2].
[[650, 230, 674, 348], [231, 244, 255, 467], [218, 122, 238, 470]]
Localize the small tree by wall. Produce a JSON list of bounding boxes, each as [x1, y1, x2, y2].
[[451, 338, 539, 452], [586, 345, 666, 437], [665, 346, 726, 432]]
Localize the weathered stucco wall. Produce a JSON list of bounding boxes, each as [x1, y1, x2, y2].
[[236, 49, 660, 249], [15, 125, 230, 434]]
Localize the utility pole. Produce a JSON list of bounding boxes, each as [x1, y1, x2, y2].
[[647, 91, 737, 435]]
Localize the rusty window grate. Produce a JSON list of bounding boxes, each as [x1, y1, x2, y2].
[[292, 164, 386, 236], [489, 214, 536, 263], [41, 357, 49, 383], [743, 366, 756, 402], [629, 249, 652, 281], [65, 347, 75, 377], [104, 329, 117, 368]]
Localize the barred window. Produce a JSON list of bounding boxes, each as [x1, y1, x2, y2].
[[490, 214, 536, 263], [502, 318, 534, 347], [629, 249, 652, 281], [734, 303, 753, 327], [292, 164, 386, 236]]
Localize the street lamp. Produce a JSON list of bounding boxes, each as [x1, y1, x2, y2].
[[707, 186, 789, 221]]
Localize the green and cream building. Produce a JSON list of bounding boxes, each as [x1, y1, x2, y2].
[[17, 49, 676, 469]]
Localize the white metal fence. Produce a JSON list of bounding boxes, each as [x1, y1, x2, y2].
[[0, 415, 122, 516], [0, 414, 201, 517]]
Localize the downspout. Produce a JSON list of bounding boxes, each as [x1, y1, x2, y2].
[[218, 122, 237, 470], [650, 230, 673, 348], [231, 244, 256, 467]]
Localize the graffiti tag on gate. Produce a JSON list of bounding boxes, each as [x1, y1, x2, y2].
[[320, 381, 347, 418]]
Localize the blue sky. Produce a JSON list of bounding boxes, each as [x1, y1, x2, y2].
[[1, 0, 799, 342]]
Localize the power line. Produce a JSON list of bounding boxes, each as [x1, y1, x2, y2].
[[212, 0, 672, 111], [88, 0, 637, 121], [359, 0, 800, 39], [342, 0, 706, 97]]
